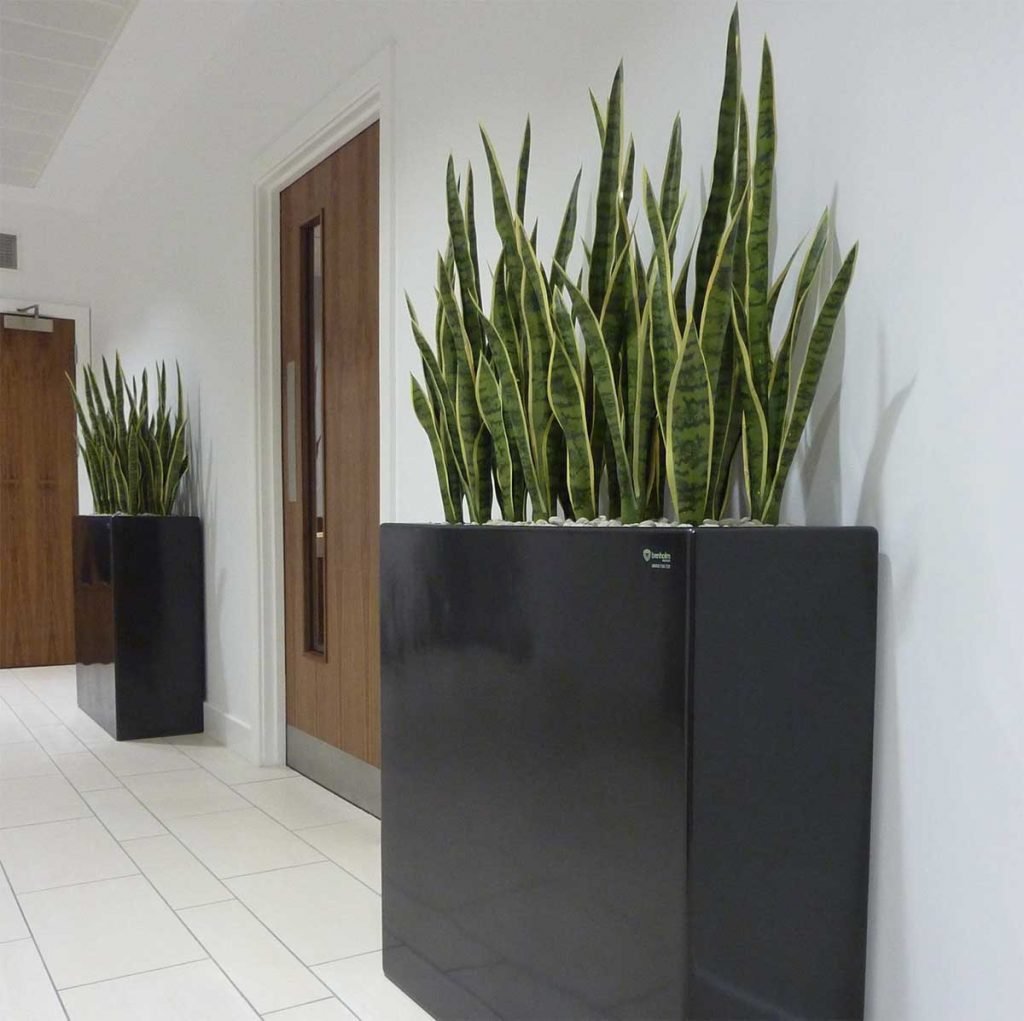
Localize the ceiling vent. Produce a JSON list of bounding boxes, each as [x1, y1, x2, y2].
[[0, 235, 17, 271]]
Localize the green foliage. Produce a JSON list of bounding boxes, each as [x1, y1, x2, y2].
[[409, 4, 857, 525], [729, 35, 859, 523], [68, 356, 189, 516]]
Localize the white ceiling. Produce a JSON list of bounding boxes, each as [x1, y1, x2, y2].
[[0, 0, 138, 187]]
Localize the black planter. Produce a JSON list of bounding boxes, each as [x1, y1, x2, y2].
[[73, 515, 206, 741], [380, 524, 878, 1021]]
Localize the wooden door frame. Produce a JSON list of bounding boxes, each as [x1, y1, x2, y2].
[[252, 47, 395, 766], [0, 298, 92, 513]]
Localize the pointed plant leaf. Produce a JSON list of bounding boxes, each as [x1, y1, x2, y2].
[[515, 118, 531, 221], [588, 61, 624, 316], [695, 5, 740, 322], [411, 376, 461, 523], [764, 243, 858, 521], [549, 297, 596, 519], [665, 323, 713, 524]]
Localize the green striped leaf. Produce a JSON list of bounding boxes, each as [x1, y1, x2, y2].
[[589, 89, 606, 145], [766, 208, 830, 470], [587, 61, 623, 317], [558, 270, 639, 522], [475, 306, 548, 519], [665, 322, 713, 524], [764, 243, 858, 522], [643, 173, 685, 440], [745, 39, 776, 404], [694, 5, 740, 323], [660, 115, 683, 240], [516, 221, 558, 508], [446, 157, 483, 356], [549, 297, 596, 519], [465, 168, 481, 301], [411, 376, 461, 523], [515, 119, 531, 221], [732, 299, 770, 515], [476, 355, 515, 520], [480, 127, 518, 254], [552, 169, 583, 282]]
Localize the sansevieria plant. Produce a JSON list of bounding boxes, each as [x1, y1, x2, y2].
[[410, 6, 857, 526], [68, 355, 190, 516]]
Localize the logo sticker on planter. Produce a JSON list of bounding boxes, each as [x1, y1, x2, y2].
[[643, 548, 672, 570]]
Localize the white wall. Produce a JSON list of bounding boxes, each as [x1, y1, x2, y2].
[[1, 2, 1022, 1015]]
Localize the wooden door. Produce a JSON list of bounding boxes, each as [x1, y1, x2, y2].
[[0, 314, 78, 667], [280, 124, 380, 812]]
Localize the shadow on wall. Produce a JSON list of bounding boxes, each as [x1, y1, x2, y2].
[[793, 185, 849, 523], [791, 186, 917, 529], [177, 391, 226, 711]]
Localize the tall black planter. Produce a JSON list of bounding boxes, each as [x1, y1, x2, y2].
[[380, 524, 878, 1021], [74, 515, 206, 741]]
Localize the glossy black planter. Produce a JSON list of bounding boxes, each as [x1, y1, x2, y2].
[[380, 524, 878, 1021], [73, 515, 206, 741]]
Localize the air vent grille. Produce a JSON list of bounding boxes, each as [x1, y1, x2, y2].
[[0, 234, 17, 270]]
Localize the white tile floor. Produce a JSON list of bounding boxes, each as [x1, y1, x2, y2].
[[0, 666, 431, 1020]]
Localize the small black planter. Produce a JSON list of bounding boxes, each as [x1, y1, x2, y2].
[[73, 515, 206, 741], [380, 524, 878, 1021]]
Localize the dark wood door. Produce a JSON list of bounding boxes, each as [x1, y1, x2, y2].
[[280, 124, 381, 803], [0, 315, 78, 667]]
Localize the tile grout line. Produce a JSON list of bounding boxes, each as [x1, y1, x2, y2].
[[261, 993, 352, 1018], [0, 853, 71, 1020], [56, 954, 211, 993], [309, 945, 385, 969], [218, 774, 382, 899], [174, 847, 338, 1004], [4, 676, 377, 1017], [164, 743, 383, 1017], [11, 716, 264, 1015], [76, 784, 268, 1019]]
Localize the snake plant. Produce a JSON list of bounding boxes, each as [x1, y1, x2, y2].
[[723, 16, 859, 524], [409, 5, 857, 526], [68, 355, 189, 515]]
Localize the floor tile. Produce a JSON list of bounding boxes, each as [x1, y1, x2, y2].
[[10, 699, 61, 731], [0, 705, 32, 745], [236, 776, 368, 830], [228, 861, 381, 966], [0, 938, 65, 1019], [0, 740, 59, 779], [0, 867, 29, 942], [33, 724, 87, 756], [298, 818, 381, 893], [264, 998, 358, 1020], [20, 874, 205, 988], [52, 750, 122, 792], [0, 681, 39, 706], [176, 741, 295, 785], [314, 951, 434, 1021], [168, 808, 323, 879], [60, 959, 258, 1020], [45, 696, 89, 724], [179, 899, 329, 1013], [63, 709, 117, 747], [93, 740, 194, 777], [0, 817, 137, 893], [125, 768, 249, 820], [0, 774, 91, 828], [84, 787, 166, 840], [121, 834, 231, 908]]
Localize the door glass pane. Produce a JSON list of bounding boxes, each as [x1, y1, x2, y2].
[[304, 220, 326, 654]]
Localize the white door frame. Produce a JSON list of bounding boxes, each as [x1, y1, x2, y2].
[[1, 297, 94, 512], [252, 47, 396, 766]]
